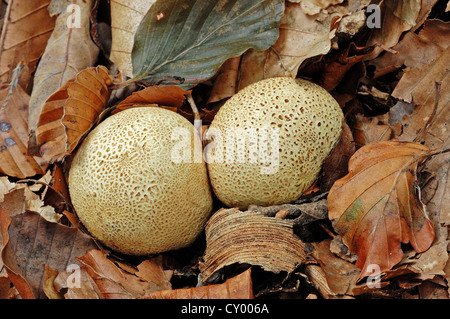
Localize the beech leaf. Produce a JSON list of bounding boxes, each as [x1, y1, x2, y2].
[[132, 0, 284, 88], [35, 66, 113, 163], [328, 141, 436, 279]]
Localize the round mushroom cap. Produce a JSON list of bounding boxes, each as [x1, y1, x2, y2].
[[68, 107, 213, 255], [206, 77, 344, 209]]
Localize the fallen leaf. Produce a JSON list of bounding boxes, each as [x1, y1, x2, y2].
[[0, 200, 97, 298], [0, 84, 48, 178], [328, 141, 437, 279], [114, 85, 190, 111], [0, 176, 15, 202], [135, 257, 173, 291], [207, 56, 241, 105], [200, 207, 306, 282], [132, 0, 284, 88], [0, 0, 56, 88], [369, 19, 450, 78], [144, 268, 253, 299], [364, 0, 422, 60], [310, 239, 362, 296], [109, 0, 156, 77], [237, 1, 336, 90], [35, 66, 113, 163], [320, 121, 355, 192], [318, 43, 373, 92], [353, 113, 392, 148], [52, 265, 102, 299], [76, 249, 172, 299], [43, 265, 63, 299], [28, 0, 100, 149]]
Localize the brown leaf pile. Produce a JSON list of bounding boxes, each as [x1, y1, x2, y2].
[[0, 0, 449, 300]]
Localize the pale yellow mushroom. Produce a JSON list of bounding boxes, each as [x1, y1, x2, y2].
[[68, 107, 213, 255], [206, 77, 344, 209]]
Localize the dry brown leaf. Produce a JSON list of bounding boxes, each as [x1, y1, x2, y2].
[[370, 20, 450, 78], [320, 121, 355, 192], [310, 239, 361, 296], [207, 56, 241, 105], [237, 1, 336, 90], [318, 43, 373, 92], [144, 268, 253, 299], [0, 195, 97, 298], [109, 0, 156, 77], [353, 113, 392, 148], [0, 84, 48, 178], [28, 0, 100, 148], [35, 66, 112, 163], [392, 38, 449, 227], [0, 0, 56, 88], [135, 257, 173, 291], [328, 141, 438, 279], [200, 208, 306, 282], [77, 250, 172, 299], [114, 85, 190, 112], [364, 0, 422, 61]]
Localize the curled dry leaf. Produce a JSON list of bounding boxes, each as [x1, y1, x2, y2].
[[114, 85, 191, 113], [238, 1, 336, 90], [28, 0, 99, 147], [72, 250, 173, 299], [144, 268, 253, 299], [35, 66, 113, 163], [328, 141, 437, 279], [0, 0, 56, 87], [364, 0, 422, 61], [318, 43, 373, 92], [0, 84, 48, 178], [200, 208, 306, 283], [0, 195, 97, 299]]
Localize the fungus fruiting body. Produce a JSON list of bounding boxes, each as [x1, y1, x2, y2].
[[206, 77, 344, 209], [68, 107, 213, 255]]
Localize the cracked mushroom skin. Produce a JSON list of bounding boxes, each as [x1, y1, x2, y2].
[[68, 107, 213, 255], [207, 77, 344, 209]]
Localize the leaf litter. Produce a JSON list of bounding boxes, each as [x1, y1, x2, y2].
[[0, 0, 449, 300]]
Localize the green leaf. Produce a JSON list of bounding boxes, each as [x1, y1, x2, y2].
[[132, 0, 284, 88]]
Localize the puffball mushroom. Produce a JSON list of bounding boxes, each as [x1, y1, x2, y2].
[[68, 107, 213, 255], [206, 77, 344, 209]]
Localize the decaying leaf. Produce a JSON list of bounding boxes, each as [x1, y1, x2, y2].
[[0, 200, 97, 299], [369, 19, 450, 78], [114, 85, 190, 112], [328, 141, 437, 279], [200, 208, 306, 282], [77, 250, 152, 299], [0, 0, 56, 88], [320, 122, 355, 192], [132, 0, 284, 88], [0, 84, 48, 178], [238, 1, 336, 90], [353, 113, 392, 148], [318, 43, 373, 92], [28, 0, 100, 147], [75, 250, 173, 299], [364, 0, 422, 60], [35, 66, 113, 163], [109, 0, 156, 77], [144, 268, 253, 299]]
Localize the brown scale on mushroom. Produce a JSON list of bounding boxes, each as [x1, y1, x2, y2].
[[206, 77, 344, 209]]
